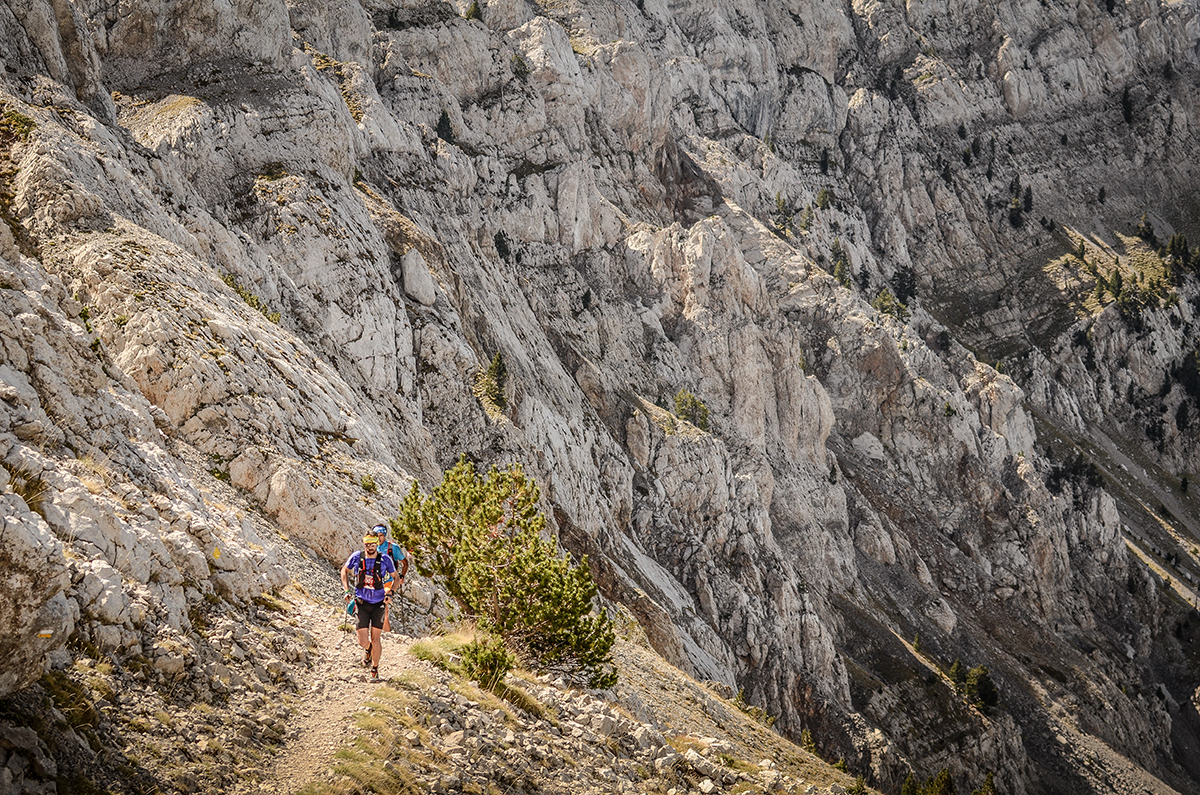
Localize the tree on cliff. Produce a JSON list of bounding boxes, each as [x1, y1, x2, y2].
[[391, 457, 618, 688], [965, 665, 999, 709]]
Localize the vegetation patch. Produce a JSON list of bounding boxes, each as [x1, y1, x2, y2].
[[221, 272, 281, 324], [872, 287, 910, 322], [461, 634, 515, 691], [511, 53, 531, 81], [472, 352, 508, 422], [393, 457, 617, 687], [251, 591, 290, 613], [307, 49, 365, 122], [0, 107, 37, 143], [732, 689, 777, 727], [673, 389, 710, 431], [40, 670, 100, 732]]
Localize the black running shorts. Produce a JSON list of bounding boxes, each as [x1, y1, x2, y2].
[[356, 599, 387, 630]]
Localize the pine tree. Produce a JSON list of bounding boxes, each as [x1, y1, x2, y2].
[[393, 458, 618, 687], [674, 389, 711, 431], [926, 768, 956, 795], [949, 658, 965, 691], [797, 205, 814, 233], [1008, 197, 1023, 227], [485, 352, 508, 409], [965, 665, 999, 709], [901, 773, 920, 795], [801, 728, 817, 753], [1136, 213, 1158, 246], [436, 109, 455, 143], [831, 239, 851, 287], [969, 772, 997, 795], [872, 287, 910, 322]]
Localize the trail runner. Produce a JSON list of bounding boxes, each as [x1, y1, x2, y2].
[[370, 524, 408, 633], [341, 531, 396, 682]]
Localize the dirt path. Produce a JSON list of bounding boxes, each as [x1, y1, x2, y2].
[[234, 595, 420, 794]]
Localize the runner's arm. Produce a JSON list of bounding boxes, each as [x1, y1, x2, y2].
[[382, 555, 397, 598], [341, 555, 354, 599]]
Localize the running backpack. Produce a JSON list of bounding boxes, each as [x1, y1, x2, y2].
[[356, 553, 385, 590]]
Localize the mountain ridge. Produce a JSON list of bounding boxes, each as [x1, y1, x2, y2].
[[1, 0, 1199, 791]]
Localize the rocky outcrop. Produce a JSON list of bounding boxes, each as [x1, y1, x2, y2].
[[1, 0, 1198, 792]]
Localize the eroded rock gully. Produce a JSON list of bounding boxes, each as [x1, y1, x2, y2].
[[1, 0, 1199, 792]]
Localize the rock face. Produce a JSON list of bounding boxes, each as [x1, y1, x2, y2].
[[1, 0, 1198, 793]]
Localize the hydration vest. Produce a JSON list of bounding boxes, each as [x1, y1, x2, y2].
[[356, 553, 385, 590]]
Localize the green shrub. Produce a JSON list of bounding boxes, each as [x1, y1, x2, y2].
[[392, 458, 617, 688], [965, 665, 998, 709], [872, 287, 910, 322], [801, 728, 816, 753], [464, 0, 482, 20], [221, 273, 281, 323], [461, 635, 515, 691], [474, 352, 508, 421], [360, 474, 377, 493], [816, 187, 832, 209], [673, 389, 710, 431], [0, 108, 36, 142], [847, 777, 868, 795], [948, 658, 965, 691]]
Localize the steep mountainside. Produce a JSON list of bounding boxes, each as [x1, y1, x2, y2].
[[1, 0, 1199, 793]]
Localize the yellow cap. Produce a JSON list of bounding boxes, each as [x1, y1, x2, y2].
[[363, 534, 379, 543]]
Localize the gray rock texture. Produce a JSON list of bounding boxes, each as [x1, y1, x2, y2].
[[0, 0, 1198, 792]]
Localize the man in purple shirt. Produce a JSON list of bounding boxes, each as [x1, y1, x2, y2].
[[341, 532, 397, 682]]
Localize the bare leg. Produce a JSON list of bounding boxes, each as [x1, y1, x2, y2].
[[357, 627, 371, 650], [370, 626, 383, 667]]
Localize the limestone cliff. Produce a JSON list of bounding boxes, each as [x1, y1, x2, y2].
[[1, 0, 1198, 792]]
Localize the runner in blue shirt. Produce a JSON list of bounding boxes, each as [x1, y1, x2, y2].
[[370, 524, 408, 633], [341, 531, 397, 682]]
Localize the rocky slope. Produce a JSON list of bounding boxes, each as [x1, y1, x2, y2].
[[1, 0, 1199, 793]]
